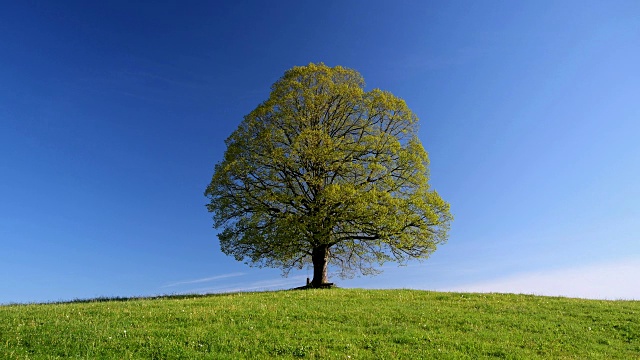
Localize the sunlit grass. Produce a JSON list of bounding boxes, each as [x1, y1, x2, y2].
[[1, 289, 638, 359]]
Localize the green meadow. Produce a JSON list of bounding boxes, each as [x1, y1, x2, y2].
[[1, 289, 638, 359]]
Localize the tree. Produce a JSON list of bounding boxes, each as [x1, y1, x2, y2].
[[205, 63, 452, 288]]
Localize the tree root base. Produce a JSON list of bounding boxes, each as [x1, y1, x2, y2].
[[292, 283, 336, 290]]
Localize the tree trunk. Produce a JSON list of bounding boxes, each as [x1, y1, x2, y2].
[[311, 245, 329, 287]]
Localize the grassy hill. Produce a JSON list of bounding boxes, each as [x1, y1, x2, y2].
[[1, 289, 638, 359]]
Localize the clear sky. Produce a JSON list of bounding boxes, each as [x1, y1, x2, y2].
[[1, 1, 639, 304]]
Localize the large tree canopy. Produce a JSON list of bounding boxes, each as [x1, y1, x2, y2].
[[205, 63, 452, 287]]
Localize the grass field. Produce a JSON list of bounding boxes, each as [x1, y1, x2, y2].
[[1, 289, 639, 359]]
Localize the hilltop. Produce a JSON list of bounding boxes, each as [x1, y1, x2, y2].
[[2, 289, 638, 359]]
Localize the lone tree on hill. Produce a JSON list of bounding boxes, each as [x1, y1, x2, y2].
[[205, 63, 452, 288]]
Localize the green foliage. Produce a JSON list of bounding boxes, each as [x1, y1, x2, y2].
[[205, 63, 452, 280], [2, 290, 639, 359]]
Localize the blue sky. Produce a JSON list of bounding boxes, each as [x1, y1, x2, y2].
[[1, 1, 639, 304]]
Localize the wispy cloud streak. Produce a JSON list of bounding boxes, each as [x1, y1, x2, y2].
[[162, 272, 245, 288], [181, 275, 308, 295]]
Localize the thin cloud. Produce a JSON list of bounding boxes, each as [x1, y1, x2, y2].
[[183, 275, 308, 295], [439, 258, 640, 300], [162, 272, 246, 288]]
